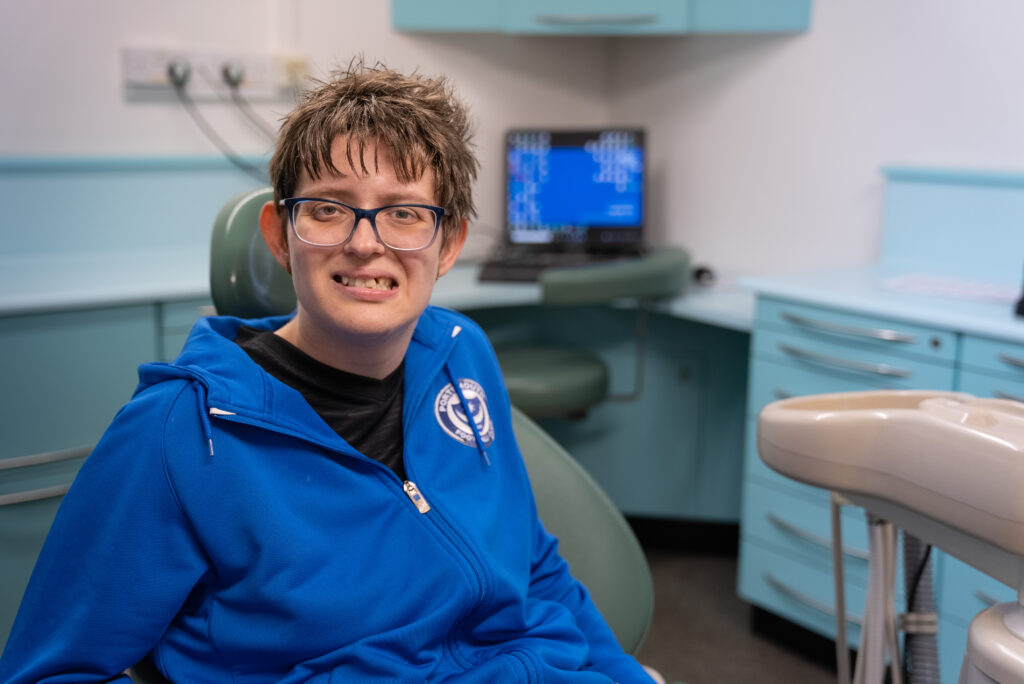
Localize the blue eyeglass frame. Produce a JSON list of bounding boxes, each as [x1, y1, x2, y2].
[[279, 197, 447, 251]]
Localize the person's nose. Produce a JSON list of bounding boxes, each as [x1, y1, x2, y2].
[[344, 216, 386, 257]]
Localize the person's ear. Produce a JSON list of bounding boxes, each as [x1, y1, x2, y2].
[[259, 201, 292, 274], [437, 218, 468, 278]]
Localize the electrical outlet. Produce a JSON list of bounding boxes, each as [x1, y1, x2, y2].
[[121, 47, 307, 101]]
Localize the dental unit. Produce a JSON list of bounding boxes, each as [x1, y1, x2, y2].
[[758, 390, 1024, 684]]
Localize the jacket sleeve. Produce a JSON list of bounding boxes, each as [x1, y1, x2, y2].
[[0, 382, 211, 684], [527, 510, 655, 684]]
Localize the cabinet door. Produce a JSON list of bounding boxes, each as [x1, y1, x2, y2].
[[503, 0, 691, 34], [0, 304, 155, 648], [690, 0, 812, 33], [392, 0, 501, 31], [0, 305, 156, 459]]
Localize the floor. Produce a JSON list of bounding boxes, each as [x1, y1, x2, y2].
[[633, 549, 836, 684]]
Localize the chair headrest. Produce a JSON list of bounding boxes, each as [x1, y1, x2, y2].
[[209, 188, 297, 318]]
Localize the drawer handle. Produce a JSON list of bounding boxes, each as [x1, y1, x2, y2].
[[998, 354, 1024, 371], [0, 483, 71, 507], [0, 445, 92, 471], [974, 589, 1002, 608], [778, 343, 912, 379], [994, 390, 1024, 403], [763, 572, 864, 626], [780, 312, 917, 344], [534, 13, 658, 26], [766, 513, 869, 560]]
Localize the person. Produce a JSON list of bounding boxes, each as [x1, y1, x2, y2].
[[0, 61, 656, 684]]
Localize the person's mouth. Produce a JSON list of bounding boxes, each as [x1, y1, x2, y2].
[[334, 275, 397, 291]]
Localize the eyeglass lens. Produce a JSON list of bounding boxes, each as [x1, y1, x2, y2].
[[292, 200, 438, 249]]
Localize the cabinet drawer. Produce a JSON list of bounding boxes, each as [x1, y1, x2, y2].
[[0, 305, 156, 459], [753, 328, 955, 390], [960, 335, 1024, 380], [738, 538, 866, 649], [937, 553, 1015, 626], [957, 370, 1024, 403], [1, 447, 86, 647], [746, 356, 931, 418], [741, 479, 871, 577], [756, 298, 956, 364]]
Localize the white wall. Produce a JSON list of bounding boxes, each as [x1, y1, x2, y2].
[[0, 0, 611, 259], [609, 0, 1024, 276], [3, 0, 1022, 273]]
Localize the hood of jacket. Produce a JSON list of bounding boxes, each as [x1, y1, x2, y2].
[[135, 306, 475, 459]]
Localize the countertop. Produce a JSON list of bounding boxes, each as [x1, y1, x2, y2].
[[741, 265, 1024, 343], [0, 251, 756, 333], [8, 250, 1018, 343]]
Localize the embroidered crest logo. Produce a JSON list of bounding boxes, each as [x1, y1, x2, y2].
[[435, 379, 495, 448]]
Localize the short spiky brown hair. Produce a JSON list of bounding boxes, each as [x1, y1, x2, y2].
[[269, 59, 478, 246]]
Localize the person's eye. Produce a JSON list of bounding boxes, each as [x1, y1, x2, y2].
[[388, 207, 424, 223], [310, 203, 343, 220]]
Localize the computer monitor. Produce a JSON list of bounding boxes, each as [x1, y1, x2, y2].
[[504, 128, 645, 254]]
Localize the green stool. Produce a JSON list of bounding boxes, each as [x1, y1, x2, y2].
[[495, 247, 689, 419]]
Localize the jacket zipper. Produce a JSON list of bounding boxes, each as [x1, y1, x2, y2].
[[209, 394, 492, 668], [403, 481, 431, 513]]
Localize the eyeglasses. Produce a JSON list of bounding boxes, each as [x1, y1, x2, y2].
[[280, 198, 446, 251]]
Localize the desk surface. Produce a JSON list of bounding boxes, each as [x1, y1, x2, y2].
[[743, 265, 1024, 343], [6, 250, 1023, 343]]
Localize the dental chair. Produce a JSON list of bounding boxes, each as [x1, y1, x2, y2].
[[125, 187, 666, 683]]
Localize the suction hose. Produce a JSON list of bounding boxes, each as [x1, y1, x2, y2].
[[903, 534, 941, 683]]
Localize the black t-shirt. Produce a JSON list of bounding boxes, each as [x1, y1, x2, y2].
[[235, 326, 406, 480]]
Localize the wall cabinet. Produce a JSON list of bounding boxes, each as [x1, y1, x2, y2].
[[739, 295, 1023, 683], [393, 0, 812, 34]]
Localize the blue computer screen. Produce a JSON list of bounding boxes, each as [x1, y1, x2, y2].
[[505, 129, 644, 247]]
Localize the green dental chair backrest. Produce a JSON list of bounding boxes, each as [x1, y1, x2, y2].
[[209, 187, 295, 318], [511, 404, 654, 654]]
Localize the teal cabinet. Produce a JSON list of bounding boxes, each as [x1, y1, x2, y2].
[[0, 304, 158, 649], [0, 295, 215, 650], [392, 0, 502, 32], [690, 0, 812, 33], [468, 305, 749, 521], [739, 297, 1024, 683], [393, 0, 812, 34], [738, 297, 953, 653], [503, 0, 691, 35], [0, 305, 156, 460]]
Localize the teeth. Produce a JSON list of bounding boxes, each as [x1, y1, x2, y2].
[[339, 275, 394, 290]]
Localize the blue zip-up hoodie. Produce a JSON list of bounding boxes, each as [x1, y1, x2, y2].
[[0, 307, 653, 683]]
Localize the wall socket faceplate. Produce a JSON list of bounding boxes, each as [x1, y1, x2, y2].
[[121, 47, 307, 101]]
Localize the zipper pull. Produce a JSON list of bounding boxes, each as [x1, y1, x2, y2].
[[403, 481, 431, 514]]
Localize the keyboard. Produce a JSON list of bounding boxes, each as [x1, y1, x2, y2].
[[477, 251, 638, 283]]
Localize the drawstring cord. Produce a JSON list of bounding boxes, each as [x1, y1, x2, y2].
[[446, 364, 491, 468], [194, 382, 216, 457]]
